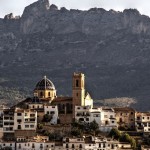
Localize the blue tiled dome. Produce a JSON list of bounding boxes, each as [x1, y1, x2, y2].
[[35, 76, 55, 90]]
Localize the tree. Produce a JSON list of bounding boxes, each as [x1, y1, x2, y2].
[[109, 128, 121, 140], [42, 114, 52, 122], [129, 137, 136, 149], [89, 120, 99, 136], [119, 133, 131, 142], [71, 128, 82, 137], [37, 123, 43, 129]]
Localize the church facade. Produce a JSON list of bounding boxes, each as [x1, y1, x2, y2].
[[32, 72, 93, 124]]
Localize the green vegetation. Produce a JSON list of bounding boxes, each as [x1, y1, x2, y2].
[[37, 123, 43, 129], [109, 128, 121, 140], [71, 120, 99, 136], [109, 128, 136, 149], [42, 114, 52, 122]]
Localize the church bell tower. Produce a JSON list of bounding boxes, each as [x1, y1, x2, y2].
[[72, 73, 85, 107]]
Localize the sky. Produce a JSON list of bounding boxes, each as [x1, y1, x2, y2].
[[0, 0, 150, 18]]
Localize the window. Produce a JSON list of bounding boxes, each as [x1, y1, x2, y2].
[[104, 115, 108, 118], [119, 118, 123, 123], [30, 114, 35, 117], [18, 144, 21, 149], [40, 144, 43, 148], [17, 119, 22, 122], [25, 125, 29, 128], [40, 92, 43, 97], [66, 144, 69, 148], [18, 125, 21, 130], [25, 119, 28, 122], [30, 125, 34, 128], [110, 115, 113, 118], [72, 144, 75, 148], [79, 118, 84, 121], [79, 144, 82, 148], [112, 121, 114, 123], [50, 111, 55, 114], [30, 118, 35, 122], [47, 111, 49, 114], [76, 93, 78, 97], [32, 143, 35, 148], [103, 143, 106, 148], [62, 104, 65, 109], [17, 113, 22, 116], [105, 121, 109, 125], [86, 118, 89, 121], [76, 80, 79, 87], [48, 92, 50, 97]]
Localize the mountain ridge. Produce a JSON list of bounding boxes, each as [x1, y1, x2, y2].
[[0, 0, 150, 110]]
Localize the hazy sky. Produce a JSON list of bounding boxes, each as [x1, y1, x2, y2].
[[0, 0, 150, 18]]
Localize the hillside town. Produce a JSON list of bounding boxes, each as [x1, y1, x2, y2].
[[0, 73, 149, 150]]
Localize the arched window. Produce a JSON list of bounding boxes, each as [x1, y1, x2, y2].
[[76, 80, 79, 87], [48, 92, 50, 97], [79, 144, 82, 148]]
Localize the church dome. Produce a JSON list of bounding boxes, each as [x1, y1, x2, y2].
[[35, 76, 55, 90]]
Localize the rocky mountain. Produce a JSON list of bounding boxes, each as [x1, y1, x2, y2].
[[0, 0, 150, 110]]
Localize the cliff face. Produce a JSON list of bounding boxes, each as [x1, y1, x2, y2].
[[1, 0, 150, 110]]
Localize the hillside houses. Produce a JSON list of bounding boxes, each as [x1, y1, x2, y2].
[[0, 72, 149, 149]]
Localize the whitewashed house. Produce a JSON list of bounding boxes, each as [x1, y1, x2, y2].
[[14, 108, 37, 131], [100, 108, 117, 132], [75, 106, 117, 132], [44, 105, 58, 125], [63, 137, 85, 149], [3, 109, 14, 133], [0, 141, 15, 150]]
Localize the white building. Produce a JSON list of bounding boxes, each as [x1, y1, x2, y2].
[[63, 136, 131, 150], [136, 112, 150, 133], [100, 108, 117, 132], [44, 105, 58, 125], [84, 92, 93, 108], [75, 106, 117, 132], [16, 142, 55, 150], [63, 137, 85, 149], [14, 108, 37, 131], [3, 109, 14, 133], [16, 135, 55, 150], [0, 141, 15, 150]]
